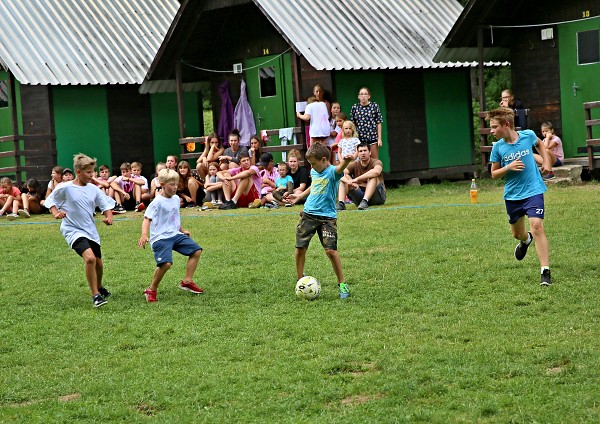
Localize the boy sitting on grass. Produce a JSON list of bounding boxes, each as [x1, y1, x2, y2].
[[138, 168, 204, 302], [43, 153, 116, 308]]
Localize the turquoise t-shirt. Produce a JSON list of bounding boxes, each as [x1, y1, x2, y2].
[[303, 165, 342, 218], [275, 175, 294, 189], [490, 129, 547, 200]]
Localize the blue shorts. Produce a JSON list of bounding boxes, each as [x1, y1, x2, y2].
[[151, 233, 202, 266], [553, 158, 563, 167], [505, 193, 545, 224]]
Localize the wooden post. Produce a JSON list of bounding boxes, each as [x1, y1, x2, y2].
[[175, 60, 186, 140], [7, 71, 22, 185], [478, 26, 488, 170]]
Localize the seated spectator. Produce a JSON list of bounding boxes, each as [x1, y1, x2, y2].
[[284, 148, 310, 206], [93, 164, 114, 195], [196, 132, 224, 181], [265, 161, 294, 208], [201, 162, 224, 210], [131, 161, 152, 208], [177, 160, 202, 207], [217, 152, 262, 210], [20, 178, 44, 216], [41, 165, 63, 208], [165, 155, 178, 171], [150, 162, 166, 200], [248, 134, 264, 166], [219, 129, 249, 170], [62, 168, 74, 182], [500, 89, 527, 129], [0, 176, 21, 220], [534, 121, 564, 180], [110, 162, 144, 213], [337, 143, 386, 211], [258, 152, 279, 206]]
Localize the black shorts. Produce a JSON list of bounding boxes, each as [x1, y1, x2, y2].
[[72, 237, 102, 258]]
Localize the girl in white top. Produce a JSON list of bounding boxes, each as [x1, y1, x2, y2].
[[297, 96, 331, 146]]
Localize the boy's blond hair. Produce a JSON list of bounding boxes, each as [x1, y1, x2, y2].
[[288, 149, 302, 159], [120, 162, 131, 170], [73, 153, 97, 171], [131, 161, 142, 169], [158, 168, 179, 184], [0, 176, 12, 185], [305, 143, 330, 162], [486, 107, 515, 129]]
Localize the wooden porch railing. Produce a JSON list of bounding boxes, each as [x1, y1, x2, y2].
[[0, 134, 57, 186], [584, 101, 600, 171], [178, 126, 306, 163]]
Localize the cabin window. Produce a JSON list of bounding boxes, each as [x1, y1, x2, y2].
[[259, 66, 276, 98], [577, 29, 600, 65], [0, 81, 8, 108]]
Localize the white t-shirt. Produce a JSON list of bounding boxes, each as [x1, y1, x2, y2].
[[305, 101, 330, 138], [43, 182, 116, 247], [132, 175, 149, 191], [144, 193, 181, 246]]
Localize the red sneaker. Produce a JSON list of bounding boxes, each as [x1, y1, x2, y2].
[[135, 202, 146, 212], [179, 280, 204, 294], [144, 288, 157, 302]]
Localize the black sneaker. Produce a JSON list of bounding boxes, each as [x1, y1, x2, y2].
[[272, 190, 284, 202], [92, 294, 108, 308], [540, 269, 552, 286], [113, 205, 126, 214], [357, 199, 369, 210], [98, 286, 111, 299], [219, 200, 237, 210], [336, 201, 346, 211], [514, 232, 533, 261]]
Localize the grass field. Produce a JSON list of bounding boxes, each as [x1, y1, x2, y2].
[[1, 180, 600, 423]]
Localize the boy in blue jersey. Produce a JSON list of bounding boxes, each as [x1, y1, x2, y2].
[[487, 108, 553, 286], [291, 143, 354, 298]]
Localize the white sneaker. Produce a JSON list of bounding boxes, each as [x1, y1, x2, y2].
[[6, 213, 18, 221], [18, 208, 30, 218]]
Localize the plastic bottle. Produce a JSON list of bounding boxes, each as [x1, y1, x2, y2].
[[470, 179, 478, 204]]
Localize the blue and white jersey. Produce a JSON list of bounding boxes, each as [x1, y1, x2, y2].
[[490, 129, 547, 200]]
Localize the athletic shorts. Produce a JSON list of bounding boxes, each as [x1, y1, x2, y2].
[[296, 212, 338, 250], [348, 183, 386, 206], [553, 158, 563, 167], [237, 185, 259, 208], [72, 237, 102, 258], [151, 233, 202, 266], [505, 193, 545, 224]]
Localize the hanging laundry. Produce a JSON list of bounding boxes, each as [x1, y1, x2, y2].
[[233, 79, 257, 147], [218, 80, 234, 147]]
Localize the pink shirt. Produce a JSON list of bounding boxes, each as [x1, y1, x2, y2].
[[229, 165, 262, 194], [0, 186, 21, 197], [260, 167, 280, 195]]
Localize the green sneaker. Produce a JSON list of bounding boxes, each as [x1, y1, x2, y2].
[[339, 282, 350, 299]]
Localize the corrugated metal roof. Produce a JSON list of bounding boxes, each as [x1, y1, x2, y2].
[[253, 0, 469, 70], [0, 0, 179, 85]]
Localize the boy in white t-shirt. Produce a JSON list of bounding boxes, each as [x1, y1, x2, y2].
[[43, 153, 116, 308], [138, 168, 204, 302]]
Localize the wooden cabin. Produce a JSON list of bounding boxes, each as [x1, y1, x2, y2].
[[145, 0, 477, 181]]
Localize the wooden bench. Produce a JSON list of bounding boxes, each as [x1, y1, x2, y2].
[[584, 101, 600, 171]]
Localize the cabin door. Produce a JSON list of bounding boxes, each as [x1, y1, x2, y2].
[[558, 16, 600, 157], [244, 54, 294, 132]]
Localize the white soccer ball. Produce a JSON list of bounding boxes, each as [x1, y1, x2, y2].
[[295, 276, 321, 300]]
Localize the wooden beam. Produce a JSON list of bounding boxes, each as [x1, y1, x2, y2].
[[175, 59, 186, 139]]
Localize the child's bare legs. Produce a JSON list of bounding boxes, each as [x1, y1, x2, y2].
[[82, 248, 101, 295], [232, 178, 250, 202], [134, 185, 142, 203], [222, 180, 237, 201], [184, 249, 202, 281], [187, 178, 200, 203], [510, 216, 549, 266], [325, 249, 345, 284], [149, 262, 172, 291], [295, 247, 307, 280], [534, 151, 557, 167]]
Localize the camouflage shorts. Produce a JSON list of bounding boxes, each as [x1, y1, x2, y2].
[[296, 212, 338, 250]]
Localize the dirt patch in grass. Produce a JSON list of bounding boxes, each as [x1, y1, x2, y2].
[[341, 393, 385, 406]]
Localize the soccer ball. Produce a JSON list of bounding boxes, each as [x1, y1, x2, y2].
[[295, 276, 321, 300]]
